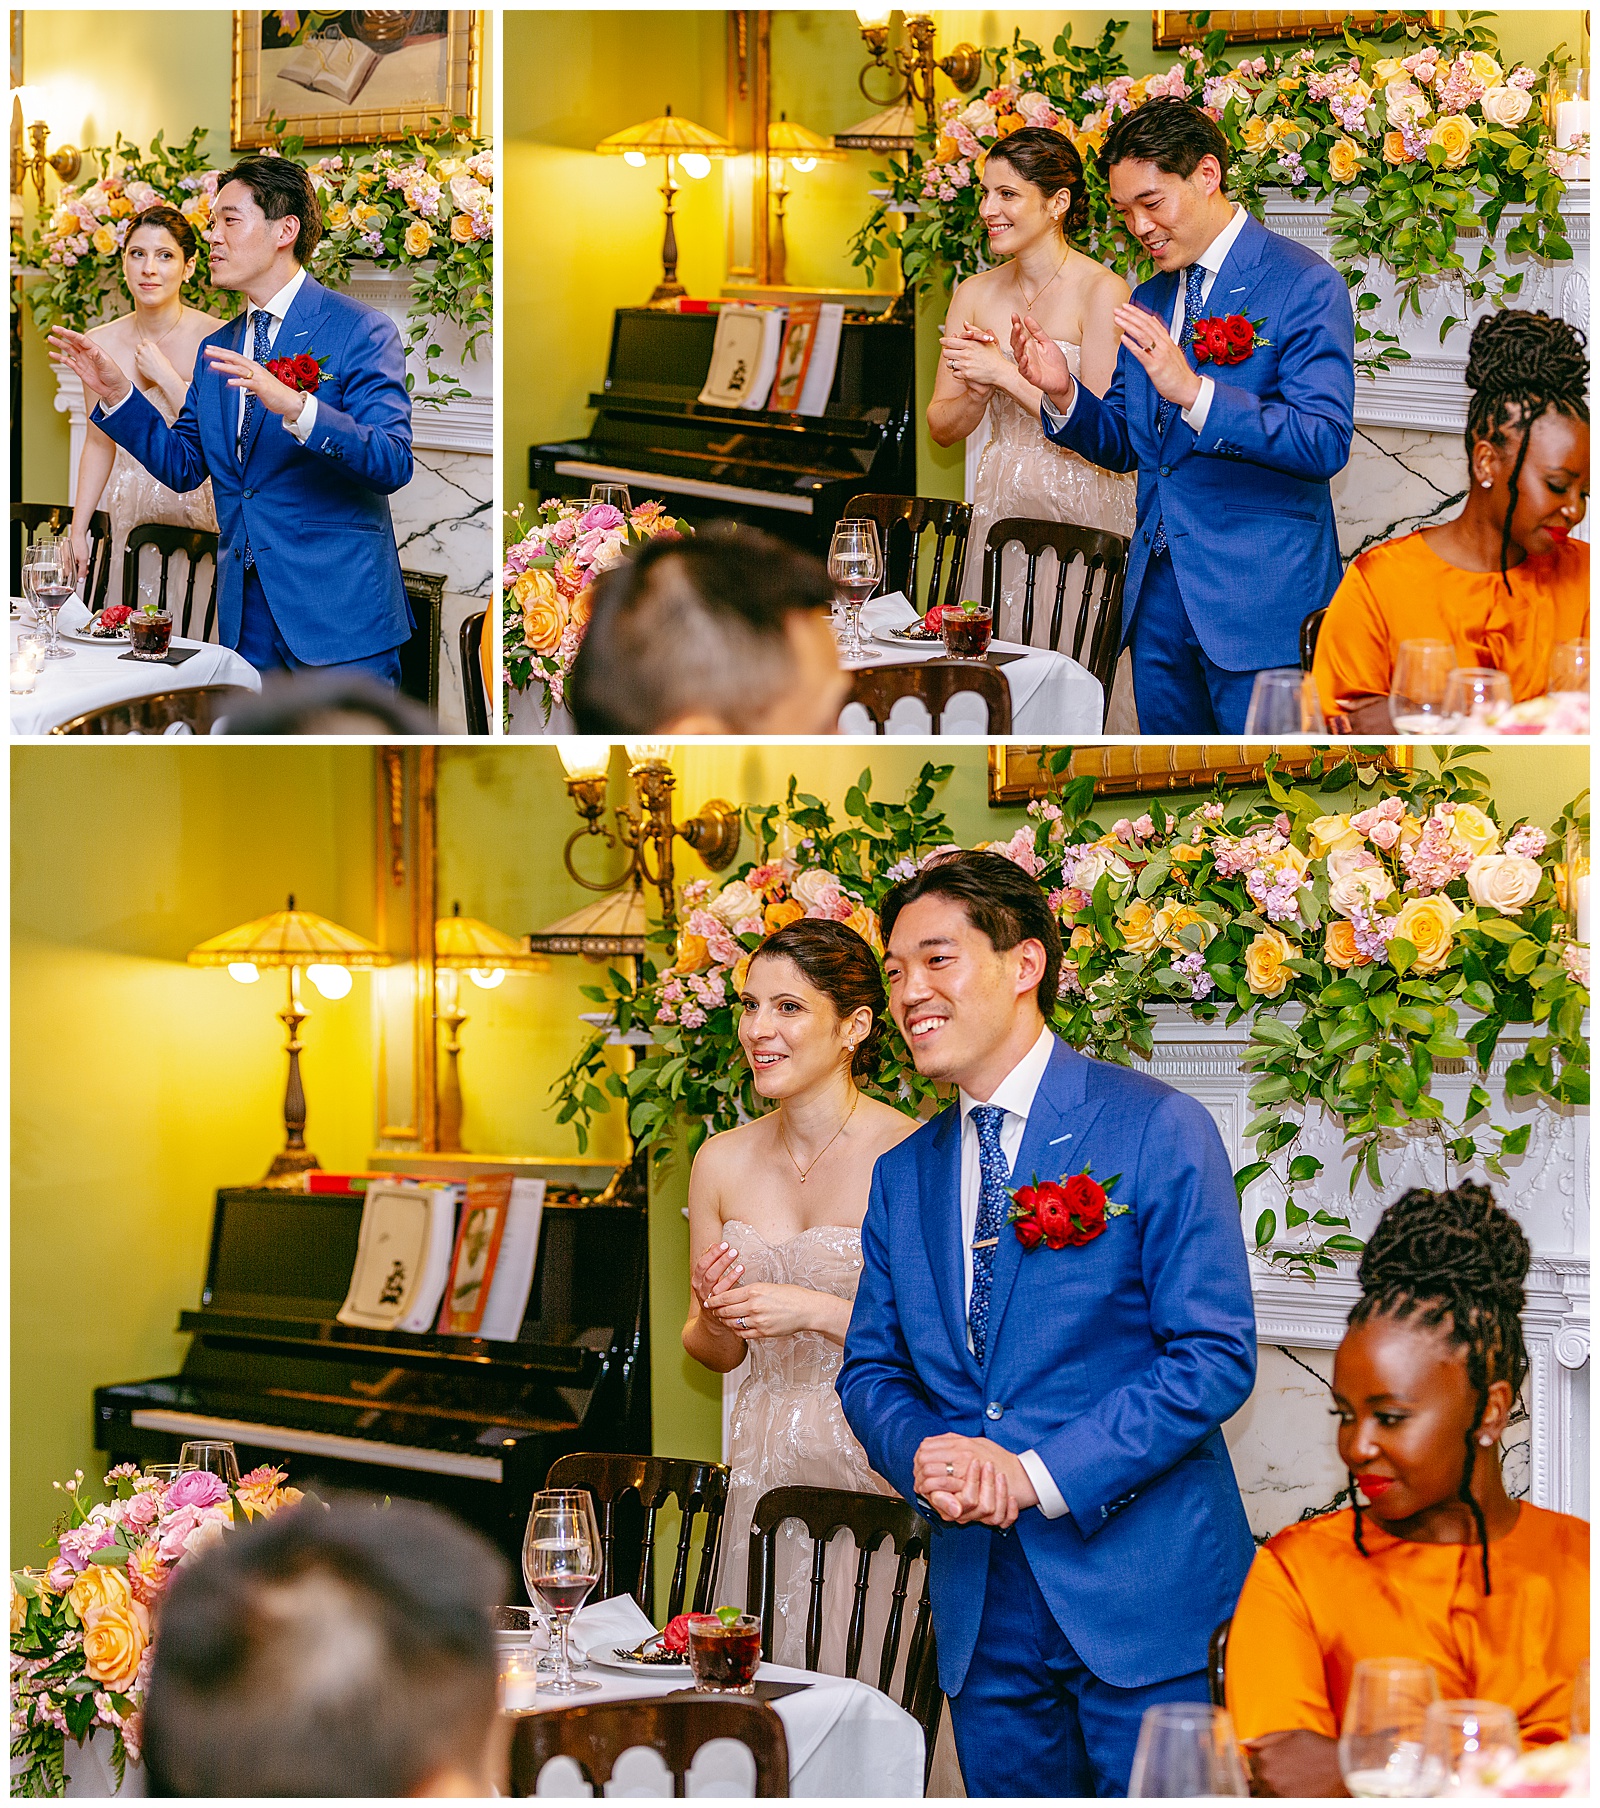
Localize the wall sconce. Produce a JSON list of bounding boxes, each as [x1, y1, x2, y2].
[[854, 8, 981, 135], [188, 895, 392, 1187], [555, 741, 740, 935], [10, 87, 81, 210], [595, 105, 735, 304], [433, 903, 550, 1154], [766, 111, 845, 286]]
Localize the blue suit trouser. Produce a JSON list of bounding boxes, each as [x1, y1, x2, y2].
[[1129, 548, 1261, 735], [946, 1527, 1210, 1798], [237, 565, 403, 687]]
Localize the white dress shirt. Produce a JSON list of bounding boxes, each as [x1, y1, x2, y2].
[[1043, 201, 1249, 437], [101, 266, 318, 443], [956, 1023, 1070, 1520]]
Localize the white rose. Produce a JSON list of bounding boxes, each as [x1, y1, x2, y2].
[[1480, 84, 1532, 128], [1329, 865, 1395, 920], [1016, 91, 1055, 125], [450, 173, 490, 213], [1327, 845, 1380, 881], [957, 99, 998, 137], [705, 879, 760, 927], [1385, 80, 1431, 131], [791, 868, 843, 909], [1070, 846, 1133, 891], [1465, 853, 1542, 915]]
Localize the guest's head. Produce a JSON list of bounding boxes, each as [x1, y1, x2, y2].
[[143, 1495, 507, 1797], [1462, 309, 1589, 581], [220, 671, 436, 736], [881, 850, 1060, 1093], [739, 917, 887, 1098], [123, 207, 199, 308], [1334, 1182, 1530, 1591], [1098, 96, 1233, 272], [569, 527, 848, 734], [211, 156, 323, 291], [979, 127, 1088, 258]]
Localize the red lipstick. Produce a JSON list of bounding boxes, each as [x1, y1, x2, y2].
[[1356, 1475, 1395, 1500], [1547, 524, 1570, 542]]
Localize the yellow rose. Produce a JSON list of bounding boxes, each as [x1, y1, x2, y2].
[[672, 932, 711, 975], [403, 220, 434, 258], [514, 568, 570, 654], [1129, 76, 1151, 105], [1153, 903, 1216, 952], [1259, 843, 1311, 887], [1391, 894, 1462, 974], [1240, 115, 1269, 151], [995, 112, 1024, 138], [92, 226, 117, 255], [351, 201, 383, 229], [1266, 118, 1309, 152], [69, 1563, 133, 1623], [356, 172, 379, 196], [108, 196, 133, 219], [1328, 137, 1361, 184], [81, 1596, 150, 1692], [1383, 128, 1415, 165], [1309, 814, 1361, 859], [1446, 804, 1500, 859], [847, 903, 883, 955], [1069, 924, 1096, 952], [1172, 842, 1204, 863], [763, 898, 806, 934], [1324, 918, 1371, 969], [730, 955, 751, 996], [1373, 57, 1407, 85], [450, 211, 476, 245], [1245, 927, 1296, 998], [934, 132, 959, 164], [1469, 52, 1503, 89], [1465, 853, 1542, 916], [324, 199, 351, 231], [1118, 899, 1159, 954], [1428, 114, 1476, 169]]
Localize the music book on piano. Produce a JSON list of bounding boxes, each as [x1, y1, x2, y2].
[[437, 1175, 512, 1337], [477, 1178, 547, 1341], [337, 1182, 460, 1332], [771, 302, 845, 417], [697, 305, 788, 411]]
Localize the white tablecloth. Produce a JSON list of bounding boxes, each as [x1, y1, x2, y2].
[[510, 1594, 925, 1797], [10, 610, 260, 736], [838, 594, 1104, 736]]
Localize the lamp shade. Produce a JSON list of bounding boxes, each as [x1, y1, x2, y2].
[[187, 895, 391, 969], [832, 100, 920, 151], [435, 905, 550, 972], [525, 888, 650, 958], [596, 106, 735, 160], [768, 113, 847, 163]]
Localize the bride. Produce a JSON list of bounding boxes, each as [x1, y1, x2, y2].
[[68, 205, 221, 613], [683, 917, 917, 1666], [928, 128, 1135, 710]]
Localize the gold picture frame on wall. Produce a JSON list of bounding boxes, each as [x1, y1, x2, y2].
[[232, 10, 481, 150], [1152, 11, 1443, 50], [988, 744, 1400, 805]]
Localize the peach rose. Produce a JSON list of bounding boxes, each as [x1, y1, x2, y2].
[[1245, 927, 1296, 998], [1328, 137, 1361, 184], [570, 585, 594, 628], [1465, 853, 1542, 915], [92, 226, 117, 255], [1241, 115, 1269, 152], [1171, 842, 1203, 864], [671, 932, 711, 975], [1324, 918, 1371, 969], [1391, 893, 1462, 973], [1118, 899, 1159, 953], [763, 899, 806, 934], [450, 211, 476, 245], [1069, 924, 1096, 952], [1428, 114, 1477, 169], [69, 1562, 133, 1623], [730, 955, 751, 996], [81, 1595, 151, 1692], [1153, 903, 1216, 952], [1383, 128, 1415, 164], [1446, 804, 1500, 859], [515, 568, 570, 654], [847, 903, 883, 954], [325, 200, 351, 231], [403, 220, 434, 257]]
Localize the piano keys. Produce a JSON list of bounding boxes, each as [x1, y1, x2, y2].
[[94, 1162, 650, 1567], [529, 305, 916, 556]]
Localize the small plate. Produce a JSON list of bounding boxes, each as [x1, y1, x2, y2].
[[587, 1646, 693, 1678], [871, 624, 941, 649], [60, 619, 130, 646]]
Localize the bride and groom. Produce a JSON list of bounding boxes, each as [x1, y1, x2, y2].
[[48, 156, 414, 681], [687, 851, 1258, 1796], [933, 96, 1355, 734]]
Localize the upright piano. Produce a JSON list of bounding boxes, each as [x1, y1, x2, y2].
[[94, 1161, 649, 1567], [530, 305, 917, 555]]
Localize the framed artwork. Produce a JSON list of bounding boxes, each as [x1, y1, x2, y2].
[[232, 10, 482, 149], [1152, 11, 1444, 50], [987, 744, 1401, 806]]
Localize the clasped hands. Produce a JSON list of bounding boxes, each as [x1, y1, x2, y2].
[[913, 1433, 1037, 1529], [47, 325, 307, 423], [690, 1239, 824, 1342], [1009, 303, 1203, 414]]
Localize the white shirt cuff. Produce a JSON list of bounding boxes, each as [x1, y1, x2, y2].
[[1040, 383, 1078, 429], [284, 393, 318, 442], [1181, 375, 1215, 433], [1018, 1449, 1069, 1519], [99, 386, 133, 419]]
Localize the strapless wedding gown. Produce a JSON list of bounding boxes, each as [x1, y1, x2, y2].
[[99, 381, 217, 618]]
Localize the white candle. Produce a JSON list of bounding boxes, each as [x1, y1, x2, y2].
[[10, 653, 39, 694], [500, 1657, 540, 1712], [1575, 874, 1591, 946], [1555, 98, 1590, 177]]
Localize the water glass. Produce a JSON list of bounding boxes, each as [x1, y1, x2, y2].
[[1442, 667, 1513, 733], [177, 1441, 241, 1489], [1547, 639, 1590, 696], [142, 1463, 184, 1485], [588, 482, 633, 516], [1243, 667, 1326, 735], [1419, 1699, 1521, 1795], [828, 518, 883, 662], [522, 1488, 602, 1693], [23, 536, 75, 661], [1389, 640, 1455, 735], [1127, 1703, 1249, 1797], [1339, 1657, 1440, 1797]]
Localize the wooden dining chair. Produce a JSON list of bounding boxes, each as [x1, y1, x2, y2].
[[747, 1484, 944, 1789], [460, 609, 490, 735], [980, 517, 1128, 702], [399, 567, 446, 709], [544, 1453, 729, 1622], [508, 1697, 790, 1797], [50, 684, 254, 737], [845, 660, 1012, 734], [1300, 606, 1327, 673], [842, 494, 973, 614], [11, 503, 112, 611], [1207, 1616, 1233, 1709], [120, 523, 221, 640]]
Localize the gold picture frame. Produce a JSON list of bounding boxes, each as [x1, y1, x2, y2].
[[988, 744, 1401, 806], [1152, 11, 1443, 50], [232, 10, 481, 150]]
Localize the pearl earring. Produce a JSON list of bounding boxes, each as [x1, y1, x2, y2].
[[1478, 1434, 1495, 1446]]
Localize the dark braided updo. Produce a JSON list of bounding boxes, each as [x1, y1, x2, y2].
[[1463, 309, 1589, 589], [1346, 1182, 1530, 1592]]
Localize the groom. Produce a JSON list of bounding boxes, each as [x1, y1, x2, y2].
[[838, 851, 1257, 1796], [1015, 97, 1355, 733], [49, 157, 414, 681]]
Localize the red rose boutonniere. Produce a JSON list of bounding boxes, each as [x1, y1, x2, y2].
[[1192, 314, 1271, 367], [1008, 1168, 1130, 1251], [265, 351, 328, 394]]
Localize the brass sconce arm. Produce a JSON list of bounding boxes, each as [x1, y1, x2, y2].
[[12, 110, 82, 211], [854, 12, 980, 131]]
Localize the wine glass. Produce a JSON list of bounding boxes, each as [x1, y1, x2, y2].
[[1126, 1703, 1249, 1797], [522, 1488, 602, 1693], [23, 537, 76, 661], [1547, 639, 1590, 696], [1442, 667, 1512, 734], [177, 1441, 241, 1489], [142, 1463, 183, 1485], [1418, 1699, 1521, 1796], [1244, 667, 1327, 735], [828, 518, 883, 662], [588, 482, 633, 517], [1389, 640, 1455, 735], [1338, 1657, 1440, 1797]]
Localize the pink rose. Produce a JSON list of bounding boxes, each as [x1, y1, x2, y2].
[[122, 1491, 160, 1536], [547, 516, 578, 548], [1368, 819, 1402, 850], [164, 1469, 229, 1511], [47, 1556, 78, 1591], [577, 503, 625, 534]]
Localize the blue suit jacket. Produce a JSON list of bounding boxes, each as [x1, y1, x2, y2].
[[837, 1037, 1258, 1695], [92, 273, 414, 664], [1044, 211, 1355, 673]]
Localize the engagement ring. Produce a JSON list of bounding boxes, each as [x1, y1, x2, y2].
[[738, 1318, 747, 1329]]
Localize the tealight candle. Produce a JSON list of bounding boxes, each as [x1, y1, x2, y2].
[[10, 652, 39, 693], [500, 1652, 540, 1713]]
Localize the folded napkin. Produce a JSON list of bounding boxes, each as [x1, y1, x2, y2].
[[858, 591, 918, 636], [53, 595, 90, 634], [569, 1590, 659, 1660]]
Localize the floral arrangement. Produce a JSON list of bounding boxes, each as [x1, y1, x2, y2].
[[852, 12, 1579, 373], [554, 751, 1588, 1279], [10, 1461, 301, 1795], [502, 499, 691, 721], [17, 122, 491, 400]]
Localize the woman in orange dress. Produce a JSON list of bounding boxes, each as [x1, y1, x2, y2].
[[1314, 310, 1589, 729], [1226, 1183, 1589, 1797]]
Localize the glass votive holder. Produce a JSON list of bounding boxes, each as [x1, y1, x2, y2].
[[500, 1648, 540, 1713]]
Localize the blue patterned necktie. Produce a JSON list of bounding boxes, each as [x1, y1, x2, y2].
[[237, 305, 272, 461], [967, 1105, 1011, 1364], [1150, 261, 1207, 558]]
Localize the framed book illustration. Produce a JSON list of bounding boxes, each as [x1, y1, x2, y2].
[[232, 10, 482, 149], [988, 744, 1401, 805], [1152, 11, 1443, 50], [336, 1183, 432, 1330], [437, 1176, 511, 1337]]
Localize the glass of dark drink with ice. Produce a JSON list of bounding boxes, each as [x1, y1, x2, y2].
[[687, 1611, 762, 1694], [941, 601, 993, 659], [522, 1488, 602, 1693], [127, 605, 175, 661]]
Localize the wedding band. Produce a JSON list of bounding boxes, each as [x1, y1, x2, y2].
[[946, 1462, 955, 1476], [738, 1318, 747, 1329]]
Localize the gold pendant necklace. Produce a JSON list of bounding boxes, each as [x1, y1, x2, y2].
[[779, 1090, 859, 1185], [1017, 251, 1069, 315]]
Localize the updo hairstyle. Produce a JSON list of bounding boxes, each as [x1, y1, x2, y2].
[[984, 126, 1089, 239], [748, 917, 887, 1079]]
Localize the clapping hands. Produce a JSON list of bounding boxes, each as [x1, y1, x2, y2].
[[47, 327, 132, 409], [941, 323, 1006, 396], [1008, 313, 1074, 408]]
